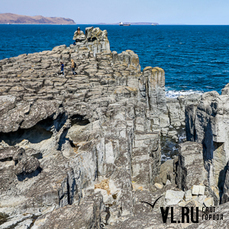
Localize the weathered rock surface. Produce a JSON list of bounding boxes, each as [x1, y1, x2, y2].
[[0, 26, 228, 228], [13, 147, 41, 177], [186, 87, 229, 205], [0, 27, 165, 227], [155, 159, 175, 185]]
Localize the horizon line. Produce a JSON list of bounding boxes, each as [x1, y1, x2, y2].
[[1, 23, 229, 26]]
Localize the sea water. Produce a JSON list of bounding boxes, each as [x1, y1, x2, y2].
[[1, 24, 229, 96]]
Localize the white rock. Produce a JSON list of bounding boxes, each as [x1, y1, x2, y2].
[[105, 141, 115, 164], [192, 185, 205, 195], [166, 179, 171, 185], [204, 197, 214, 207], [155, 183, 163, 189], [199, 185, 205, 195], [185, 190, 192, 201], [165, 190, 185, 205]]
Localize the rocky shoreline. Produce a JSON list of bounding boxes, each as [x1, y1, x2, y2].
[[0, 26, 229, 228]]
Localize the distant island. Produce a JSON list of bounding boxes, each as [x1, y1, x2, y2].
[[126, 22, 159, 25], [0, 13, 76, 24], [98, 22, 159, 25]]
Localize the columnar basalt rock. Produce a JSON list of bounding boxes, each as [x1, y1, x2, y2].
[[139, 66, 166, 112], [175, 142, 208, 191], [1, 27, 228, 228], [0, 27, 167, 227], [138, 66, 170, 135], [183, 88, 229, 210], [185, 89, 229, 203]]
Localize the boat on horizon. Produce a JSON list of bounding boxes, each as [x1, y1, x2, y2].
[[119, 22, 130, 26]]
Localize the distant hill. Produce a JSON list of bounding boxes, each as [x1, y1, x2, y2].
[[0, 13, 76, 24]]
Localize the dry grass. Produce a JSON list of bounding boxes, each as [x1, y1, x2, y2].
[[94, 178, 111, 195]]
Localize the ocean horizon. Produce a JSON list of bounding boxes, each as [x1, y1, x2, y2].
[[1, 24, 229, 96]]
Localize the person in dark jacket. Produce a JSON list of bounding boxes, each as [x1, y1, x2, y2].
[[60, 62, 64, 75]]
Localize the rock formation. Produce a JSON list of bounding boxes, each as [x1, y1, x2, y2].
[[185, 88, 229, 204], [73, 27, 111, 55], [0, 26, 229, 228]]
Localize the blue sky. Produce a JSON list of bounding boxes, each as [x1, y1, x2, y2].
[[1, 0, 229, 25]]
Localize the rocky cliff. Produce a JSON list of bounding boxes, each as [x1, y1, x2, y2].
[[0, 26, 229, 228], [0, 13, 76, 24], [186, 86, 229, 204]]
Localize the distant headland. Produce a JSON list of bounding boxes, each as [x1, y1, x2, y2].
[[0, 13, 76, 24]]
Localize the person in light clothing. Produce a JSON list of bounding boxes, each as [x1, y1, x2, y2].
[[71, 59, 77, 75]]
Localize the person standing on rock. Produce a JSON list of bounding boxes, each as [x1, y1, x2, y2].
[[77, 27, 81, 35], [60, 62, 64, 76], [71, 59, 77, 75]]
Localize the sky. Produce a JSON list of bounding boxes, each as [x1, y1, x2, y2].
[[1, 0, 229, 25]]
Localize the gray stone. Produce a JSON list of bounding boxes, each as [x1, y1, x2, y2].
[[155, 159, 175, 185], [165, 190, 185, 205], [175, 142, 208, 191]]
